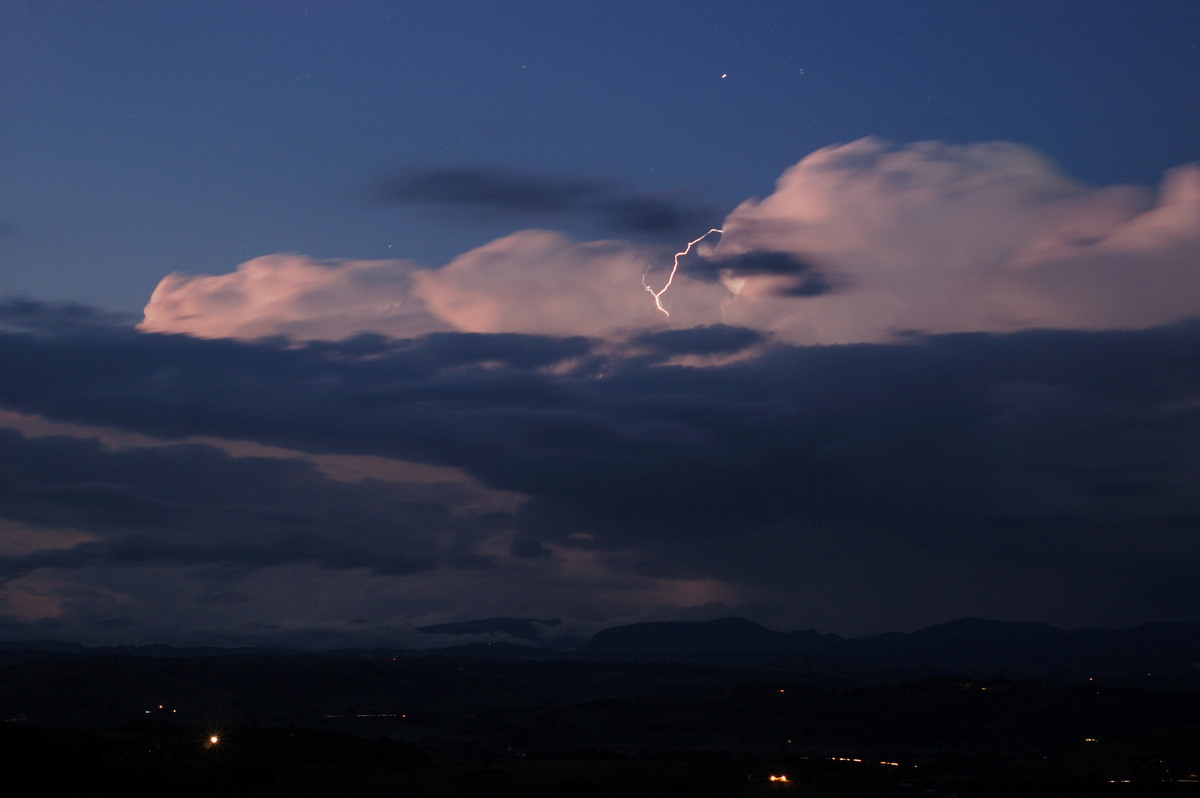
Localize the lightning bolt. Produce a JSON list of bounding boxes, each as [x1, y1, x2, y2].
[[642, 227, 724, 316]]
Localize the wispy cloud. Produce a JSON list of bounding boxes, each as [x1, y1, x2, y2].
[[373, 165, 718, 236]]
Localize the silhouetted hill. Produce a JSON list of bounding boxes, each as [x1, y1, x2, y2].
[[416, 617, 561, 641], [4, 616, 1200, 681], [421, 641, 565, 660], [579, 617, 839, 659], [846, 618, 1200, 679], [910, 617, 1064, 642], [572, 617, 1200, 680]]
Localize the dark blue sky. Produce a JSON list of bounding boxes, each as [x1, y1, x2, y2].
[[0, 1, 1198, 648], [3, 1, 1196, 309]]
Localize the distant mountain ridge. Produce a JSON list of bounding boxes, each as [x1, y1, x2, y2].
[[577, 616, 1200, 679], [416, 617, 561, 641], [3, 617, 1200, 681], [580, 617, 838, 655]]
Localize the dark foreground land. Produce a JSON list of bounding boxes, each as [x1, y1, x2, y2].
[[3, 650, 1200, 797]]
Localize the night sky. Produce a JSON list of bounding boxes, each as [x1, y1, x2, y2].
[[1, 1, 1198, 648]]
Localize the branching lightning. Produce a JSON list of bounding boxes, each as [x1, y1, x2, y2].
[[642, 227, 724, 316]]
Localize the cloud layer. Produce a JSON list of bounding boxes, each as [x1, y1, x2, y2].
[[4, 297, 1200, 642], [143, 140, 1200, 346], [5, 140, 1200, 645]]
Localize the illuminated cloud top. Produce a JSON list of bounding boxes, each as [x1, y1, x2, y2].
[[142, 140, 1200, 345]]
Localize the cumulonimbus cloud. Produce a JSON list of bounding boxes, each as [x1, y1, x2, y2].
[[716, 138, 1200, 342], [142, 139, 1200, 344]]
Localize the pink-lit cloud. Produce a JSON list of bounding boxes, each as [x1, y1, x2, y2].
[[409, 229, 725, 336], [140, 254, 450, 340], [140, 140, 1200, 345], [716, 138, 1200, 342]]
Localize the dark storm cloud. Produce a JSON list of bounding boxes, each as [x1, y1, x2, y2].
[[0, 297, 136, 332], [694, 251, 819, 279], [686, 251, 842, 297], [373, 166, 716, 236], [2, 301, 1199, 626], [413, 330, 593, 370], [631, 324, 763, 357], [509, 536, 553, 559], [0, 425, 498, 580], [777, 272, 836, 297]]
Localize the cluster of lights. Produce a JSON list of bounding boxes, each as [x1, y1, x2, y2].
[[321, 712, 406, 719], [831, 757, 902, 767]]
